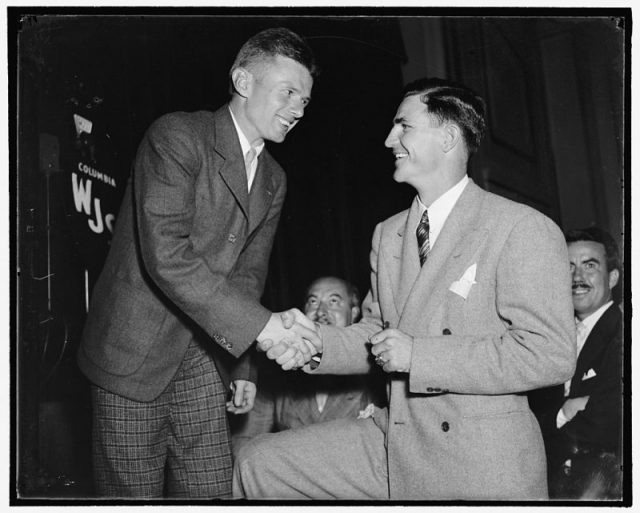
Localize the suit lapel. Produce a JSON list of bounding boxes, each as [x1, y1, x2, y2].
[[398, 180, 487, 332], [394, 198, 422, 312], [570, 304, 620, 393], [213, 107, 250, 221], [248, 154, 275, 232]]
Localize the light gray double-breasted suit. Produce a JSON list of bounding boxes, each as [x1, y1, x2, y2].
[[235, 179, 576, 500]]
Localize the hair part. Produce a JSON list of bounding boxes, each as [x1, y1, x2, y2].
[[566, 226, 620, 273], [402, 77, 486, 155], [229, 27, 318, 89]]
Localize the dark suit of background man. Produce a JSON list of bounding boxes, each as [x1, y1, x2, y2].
[[541, 227, 622, 500], [234, 77, 576, 500], [76, 27, 319, 498]]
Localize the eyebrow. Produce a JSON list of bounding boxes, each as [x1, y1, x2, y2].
[[581, 257, 601, 265], [281, 81, 312, 102], [393, 115, 407, 125]]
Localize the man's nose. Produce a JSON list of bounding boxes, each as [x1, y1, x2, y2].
[[316, 303, 329, 318], [290, 98, 305, 119], [384, 127, 398, 148]]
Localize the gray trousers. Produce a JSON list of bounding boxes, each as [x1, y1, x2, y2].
[[233, 415, 389, 500]]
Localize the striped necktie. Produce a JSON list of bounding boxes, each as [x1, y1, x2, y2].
[[416, 209, 430, 266]]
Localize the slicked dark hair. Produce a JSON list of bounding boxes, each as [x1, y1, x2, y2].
[[229, 27, 318, 87], [566, 226, 621, 273], [403, 77, 486, 155]]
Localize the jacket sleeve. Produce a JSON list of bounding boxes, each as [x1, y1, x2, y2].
[[307, 223, 385, 375], [409, 211, 577, 395], [134, 114, 282, 357], [560, 334, 623, 450]]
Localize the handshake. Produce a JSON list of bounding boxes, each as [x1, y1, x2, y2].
[[256, 309, 322, 371]]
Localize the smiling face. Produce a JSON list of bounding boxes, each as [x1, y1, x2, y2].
[[235, 55, 313, 145], [568, 240, 619, 321], [384, 94, 448, 188], [303, 277, 359, 328]]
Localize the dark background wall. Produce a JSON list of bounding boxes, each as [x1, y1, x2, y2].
[[13, 10, 626, 499]]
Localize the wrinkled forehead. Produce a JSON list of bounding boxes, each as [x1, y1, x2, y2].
[[306, 278, 349, 299], [568, 240, 608, 269]]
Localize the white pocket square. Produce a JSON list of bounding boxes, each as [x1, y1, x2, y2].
[[449, 263, 477, 299], [582, 368, 597, 380]]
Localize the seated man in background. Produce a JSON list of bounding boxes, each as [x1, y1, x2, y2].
[[231, 276, 385, 454], [538, 227, 623, 499]]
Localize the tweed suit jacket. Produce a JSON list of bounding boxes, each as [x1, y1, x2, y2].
[[311, 179, 576, 499], [78, 106, 286, 401]]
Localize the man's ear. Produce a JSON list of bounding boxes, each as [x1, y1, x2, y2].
[[351, 306, 361, 322], [442, 123, 461, 153], [609, 268, 620, 290], [231, 67, 252, 98]]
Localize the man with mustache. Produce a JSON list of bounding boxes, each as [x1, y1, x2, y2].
[[540, 227, 623, 499], [231, 276, 385, 453], [77, 27, 319, 498], [234, 77, 576, 500]]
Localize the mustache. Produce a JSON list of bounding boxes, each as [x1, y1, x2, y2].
[[572, 282, 591, 290]]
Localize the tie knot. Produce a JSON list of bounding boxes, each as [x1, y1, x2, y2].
[[419, 209, 430, 225], [576, 320, 588, 338], [244, 147, 257, 168]]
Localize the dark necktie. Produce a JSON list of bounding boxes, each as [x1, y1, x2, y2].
[[416, 209, 430, 266]]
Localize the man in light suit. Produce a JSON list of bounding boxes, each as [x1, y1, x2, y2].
[[77, 28, 319, 498], [234, 77, 576, 500], [539, 227, 622, 499], [231, 276, 385, 453]]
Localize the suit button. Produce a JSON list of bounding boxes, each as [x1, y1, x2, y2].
[[427, 387, 434, 392], [441, 421, 450, 432], [228, 233, 236, 243], [434, 388, 441, 392], [442, 328, 452, 335]]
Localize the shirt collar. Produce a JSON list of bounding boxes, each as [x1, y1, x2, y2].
[[577, 300, 614, 334], [417, 175, 469, 247], [228, 106, 265, 158]]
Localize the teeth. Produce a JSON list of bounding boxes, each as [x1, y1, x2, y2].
[[278, 117, 292, 127], [394, 153, 408, 159]]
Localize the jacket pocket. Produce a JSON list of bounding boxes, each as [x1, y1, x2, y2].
[[83, 277, 168, 376]]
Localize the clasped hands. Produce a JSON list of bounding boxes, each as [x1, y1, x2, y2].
[[257, 311, 414, 374], [256, 309, 322, 370]]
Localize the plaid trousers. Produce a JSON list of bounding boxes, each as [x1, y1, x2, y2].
[[91, 340, 233, 498]]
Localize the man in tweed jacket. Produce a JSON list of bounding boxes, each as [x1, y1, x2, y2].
[[234, 77, 576, 500], [77, 28, 318, 498]]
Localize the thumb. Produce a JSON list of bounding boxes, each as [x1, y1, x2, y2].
[[280, 310, 295, 329], [234, 382, 244, 406], [257, 339, 274, 352]]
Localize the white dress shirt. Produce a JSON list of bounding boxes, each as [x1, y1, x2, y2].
[[228, 107, 264, 192], [416, 175, 469, 248]]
